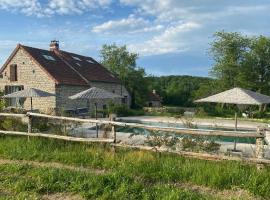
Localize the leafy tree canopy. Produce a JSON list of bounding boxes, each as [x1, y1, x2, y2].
[[100, 44, 148, 108]]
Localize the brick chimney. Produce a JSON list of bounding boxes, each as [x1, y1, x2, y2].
[[50, 40, 59, 51]]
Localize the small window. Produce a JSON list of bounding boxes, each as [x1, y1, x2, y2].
[[87, 59, 95, 64], [72, 56, 81, 61], [43, 55, 56, 61], [122, 96, 128, 104], [10, 64, 17, 82]]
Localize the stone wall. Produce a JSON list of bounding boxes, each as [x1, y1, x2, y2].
[[90, 81, 131, 107], [0, 48, 56, 113], [55, 84, 89, 111], [145, 100, 162, 107], [56, 81, 131, 113]]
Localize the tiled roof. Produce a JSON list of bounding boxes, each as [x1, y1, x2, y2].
[[1, 44, 120, 86], [148, 92, 162, 102]]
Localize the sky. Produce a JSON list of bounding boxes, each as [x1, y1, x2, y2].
[[0, 0, 270, 77]]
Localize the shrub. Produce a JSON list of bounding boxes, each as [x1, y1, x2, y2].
[[0, 117, 27, 132], [145, 131, 179, 149], [181, 137, 220, 153], [107, 103, 144, 117]]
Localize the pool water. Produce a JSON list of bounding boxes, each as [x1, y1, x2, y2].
[[116, 120, 257, 144]]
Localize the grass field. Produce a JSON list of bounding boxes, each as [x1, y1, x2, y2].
[[0, 134, 269, 199]]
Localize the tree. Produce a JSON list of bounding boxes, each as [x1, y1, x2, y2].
[[242, 36, 270, 95], [210, 31, 251, 89], [146, 75, 212, 106], [100, 44, 148, 108]]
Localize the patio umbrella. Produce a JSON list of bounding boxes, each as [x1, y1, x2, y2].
[[2, 88, 55, 111], [69, 87, 122, 137], [194, 87, 270, 151]]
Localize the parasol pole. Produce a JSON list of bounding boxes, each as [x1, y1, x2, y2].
[[95, 102, 98, 138], [233, 111, 238, 151], [30, 97, 33, 112]]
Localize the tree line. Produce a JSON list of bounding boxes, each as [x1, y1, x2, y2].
[[100, 31, 270, 108]]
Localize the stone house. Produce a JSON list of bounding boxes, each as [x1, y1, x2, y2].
[[0, 41, 130, 114], [145, 90, 162, 107]]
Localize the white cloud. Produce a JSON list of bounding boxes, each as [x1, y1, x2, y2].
[[47, 0, 111, 15], [128, 21, 201, 56], [0, 0, 112, 16], [0, 0, 42, 16], [92, 15, 163, 34]]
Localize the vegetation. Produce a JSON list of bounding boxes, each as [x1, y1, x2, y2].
[[0, 135, 269, 199], [210, 31, 270, 95], [100, 44, 148, 108], [0, 117, 27, 132], [106, 103, 145, 117], [146, 75, 212, 107], [143, 32, 270, 117]]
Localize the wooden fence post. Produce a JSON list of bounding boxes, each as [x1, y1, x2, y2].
[[110, 113, 117, 143], [112, 125, 116, 143], [27, 114, 32, 141], [255, 126, 265, 159]]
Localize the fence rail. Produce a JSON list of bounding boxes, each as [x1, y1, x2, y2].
[[24, 112, 263, 138], [0, 112, 267, 162]]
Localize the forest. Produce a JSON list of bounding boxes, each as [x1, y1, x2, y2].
[[101, 31, 270, 110], [146, 75, 212, 107]]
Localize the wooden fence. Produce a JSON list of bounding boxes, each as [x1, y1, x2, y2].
[[0, 112, 268, 164]]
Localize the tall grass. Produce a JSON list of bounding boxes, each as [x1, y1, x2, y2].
[[0, 164, 212, 200], [0, 134, 269, 198]]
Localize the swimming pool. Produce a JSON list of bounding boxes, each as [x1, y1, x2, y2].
[[116, 119, 257, 144]]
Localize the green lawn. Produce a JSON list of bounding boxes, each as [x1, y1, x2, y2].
[[0, 134, 269, 199]]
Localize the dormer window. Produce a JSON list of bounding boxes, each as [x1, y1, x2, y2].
[[43, 54, 56, 61], [10, 64, 17, 82], [72, 56, 81, 61], [87, 59, 95, 64]]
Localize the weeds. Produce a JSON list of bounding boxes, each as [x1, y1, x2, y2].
[[0, 135, 269, 199]]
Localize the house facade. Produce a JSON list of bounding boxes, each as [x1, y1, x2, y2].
[[145, 90, 162, 107], [0, 41, 130, 114]]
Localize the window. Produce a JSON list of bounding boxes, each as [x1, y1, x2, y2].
[[122, 95, 128, 104], [72, 56, 81, 61], [87, 59, 95, 64], [43, 55, 56, 61], [10, 64, 17, 81]]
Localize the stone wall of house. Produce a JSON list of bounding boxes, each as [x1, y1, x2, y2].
[[55, 84, 89, 112], [0, 48, 56, 113], [56, 81, 131, 113], [145, 100, 162, 107], [90, 81, 131, 107]]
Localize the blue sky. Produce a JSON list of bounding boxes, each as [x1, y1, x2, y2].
[[0, 0, 270, 77]]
